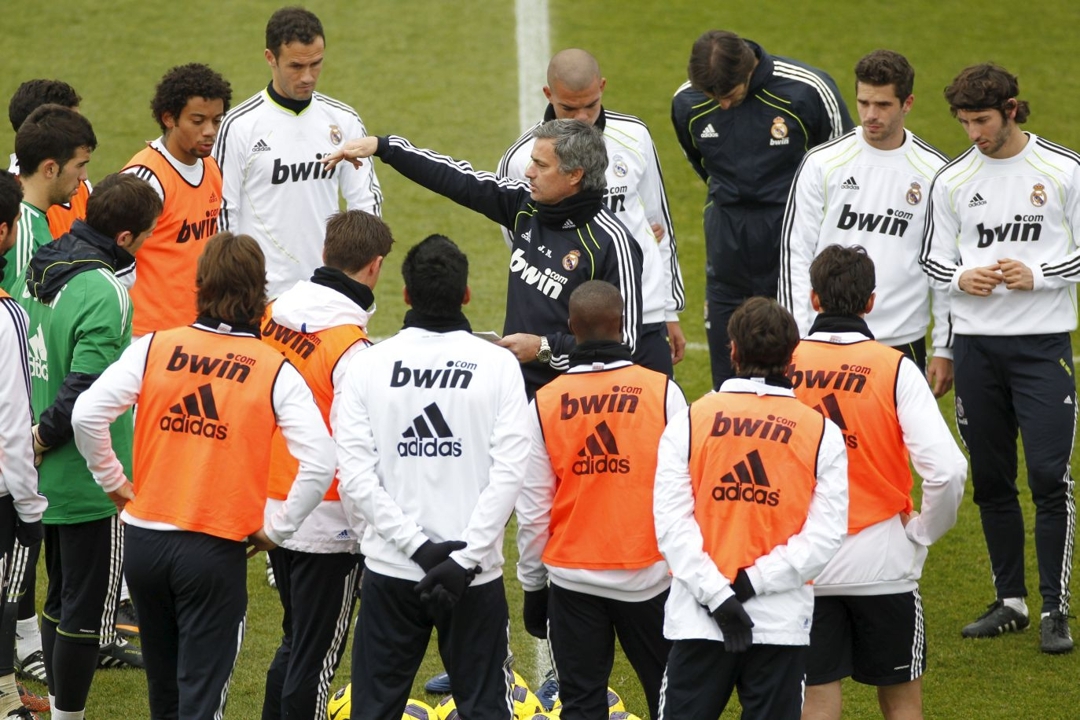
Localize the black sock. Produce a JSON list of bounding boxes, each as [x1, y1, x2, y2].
[[0, 599, 16, 675], [40, 616, 57, 693], [51, 637, 98, 712]]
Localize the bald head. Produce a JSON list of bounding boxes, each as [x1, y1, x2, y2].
[[544, 49, 606, 125], [569, 280, 624, 343]]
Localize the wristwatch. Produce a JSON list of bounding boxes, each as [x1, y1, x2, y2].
[[535, 336, 552, 364]]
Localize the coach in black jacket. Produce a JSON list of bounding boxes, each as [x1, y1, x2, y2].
[[323, 119, 643, 397]]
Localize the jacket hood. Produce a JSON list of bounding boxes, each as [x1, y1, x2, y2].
[[26, 220, 134, 303], [271, 280, 375, 334]]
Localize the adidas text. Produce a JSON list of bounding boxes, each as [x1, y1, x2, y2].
[[700, 123, 718, 139], [159, 414, 228, 440], [560, 386, 641, 419], [841, 177, 860, 190], [390, 360, 474, 389], [836, 204, 913, 237], [397, 438, 462, 458], [573, 455, 630, 475], [713, 484, 780, 505], [976, 217, 1043, 248], [713, 450, 780, 506], [969, 193, 986, 207], [252, 139, 272, 152], [166, 345, 254, 383]]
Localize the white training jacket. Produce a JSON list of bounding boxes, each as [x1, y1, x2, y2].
[[498, 109, 685, 325], [654, 378, 848, 646], [515, 359, 688, 602], [780, 127, 951, 355], [920, 133, 1080, 336], [0, 295, 47, 521], [263, 280, 374, 554], [335, 326, 531, 585], [803, 331, 968, 596], [71, 324, 335, 546]]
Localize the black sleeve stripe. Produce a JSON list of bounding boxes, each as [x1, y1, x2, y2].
[[315, 93, 364, 123], [1035, 137, 1080, 165], [593, 211, 641, 352], [772, 61, 845, 138], [911, 136, 949, 162], [214, 94, 265, 178]]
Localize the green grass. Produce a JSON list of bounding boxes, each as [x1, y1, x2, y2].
[[5, 0, 1080, 717]]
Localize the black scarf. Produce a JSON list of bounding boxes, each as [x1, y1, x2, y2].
[[807, 312, 874, 339], [402, 309, 472, 334], [267, 82, 311, 115], [310, 266, 374, 310], [536, 190, 604, 230], [568, 340, 632, 367]]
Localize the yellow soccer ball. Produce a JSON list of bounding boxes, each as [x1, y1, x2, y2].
[[512, 682, 544, 718], [435, 694, 459, 720], [606, 688, 625, 713], [403, 698, 437, 719], [522, 714, 560, 719], [327, 683, 351, 720]]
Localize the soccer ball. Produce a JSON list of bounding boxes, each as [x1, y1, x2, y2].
[[522, 714, 560, 719], [327, 684, 350, 720], [607, 688, 625, 713], [512, 681, 544, 718], [609, 713, 643, 720], [435, 695, 459, 720], [403, 699, 437, 719]]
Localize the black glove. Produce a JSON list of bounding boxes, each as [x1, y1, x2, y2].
[[522, 587, 549, 639], [732, 568, 756, 603], [14, 519, 43, 548], [709, 596, 754, 653], [411, 539, 467, 573], [414, 558, 478, 609]]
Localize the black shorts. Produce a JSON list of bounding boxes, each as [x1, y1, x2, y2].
[[806, 590, 925, 687], [42, 515, 123, 645]]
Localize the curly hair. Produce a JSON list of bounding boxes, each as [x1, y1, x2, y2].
[[945, 63, 1030, 124], [810, 244, 875, 316], [401, 234, 468, 318], [150, 64, 232, 133], [855, 50, 914, 101], [728, 297, 799, 377], [8, 79, 81, 132]]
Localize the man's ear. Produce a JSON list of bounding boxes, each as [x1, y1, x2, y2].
[[568, 167, 584, 188], [864, 292, 876, 315], [115, 230, 135, 250], [403, 286, 411, 307], [810, 290, 822, 312], [462, 285, 471, 306], [729, 340, 739, 374]]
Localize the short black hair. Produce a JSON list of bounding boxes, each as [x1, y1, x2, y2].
[[728, 297, 799, 378], [0, 170, 23, 229], [150, 64, 232, 134], [8, 79, 81, 132], [688, 30, 756, 98], [855, 50, 915, 101], [266, 6, 324, 57], [85, 174, 163, 241], [401, 234, 468, 317], [14, 105, 97, 177], [810, 244, 876, 316]]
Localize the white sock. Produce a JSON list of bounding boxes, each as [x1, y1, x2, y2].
[[16, 615, 42, 658], [1002, 597, 1028, 616], [119, 576, 130, 603], [0, 673, 19, 713], [51, 708, 86, 720]]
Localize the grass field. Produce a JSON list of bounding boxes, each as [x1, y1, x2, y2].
[[5, 0, 1080, 717]]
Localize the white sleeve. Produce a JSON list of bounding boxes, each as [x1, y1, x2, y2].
[[515, 401, 556, 591], [335, 359, 429, 557], [665, 379, 689, 418], [330, 339, 371, 536], [1037, 165, 1080, 289], [266, 362, 336, 544], [0, 301, 46, 521], [211, 117, 246, 232], [450, 363, 531, 571], [920, 175, 962, 288], [339, 113, 383, 216], [929, 279, 953, 359], [744, 419, 848, 595], [895, 358, 967, 546], [72, 335, 151, 493], [654, 408, 735, 610], [121, 165, 165, 201], [496, 134, 533, 248], [779, 156, 825, 336], [639, 135, 685, 319]]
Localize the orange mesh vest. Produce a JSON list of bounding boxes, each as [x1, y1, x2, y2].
[[688, 391, 824, 581], [789, 339, 911, 534], [123, 148, 223, 336], [47, 181, 89, 238], [535, 365, 669, 570], [261, 303, 368, 501], [130, 326, 285, 540]]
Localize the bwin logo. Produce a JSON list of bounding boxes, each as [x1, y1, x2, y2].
[[836, 204, 913, 236], [175, 210, 219, 244], [713, 450, 780, 505], [509, 247, 568, 299], [271, 155, 336, 185], [398, 403, 462, 458], [787, 364, 868, 393], [572, 420, 630, 475], [390, 360, 474, 389], [159, 383, 228, 440], [262, 318, 318, 360], [709, 411, 794, 444], [559, 385, 641, 419], [976, 215, 1044, 248]]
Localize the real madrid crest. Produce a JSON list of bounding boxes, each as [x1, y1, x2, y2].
[[906, 181, 923, 206], [563, 250, 581, 271], [1031, 183, 1047, 207], [612, 155, 628, 178], [770, 116, 788, 140], [329, 124, 343, 146]]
